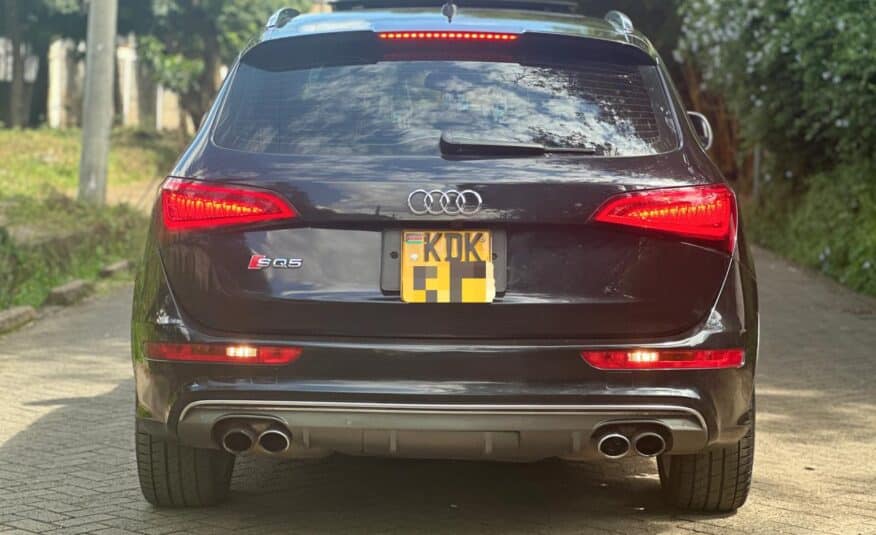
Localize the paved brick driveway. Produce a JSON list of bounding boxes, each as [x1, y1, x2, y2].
[[0, 247, 874, 534]]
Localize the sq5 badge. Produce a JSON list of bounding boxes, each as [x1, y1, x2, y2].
[[248, 254, 303, 270]]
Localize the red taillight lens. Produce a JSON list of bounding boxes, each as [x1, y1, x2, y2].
[[161, 178, 297, 231], [581, 349, 744, 370], [145, 343, 302, 365], [378, 31, 519, 41], [592, 184, 737, 253]]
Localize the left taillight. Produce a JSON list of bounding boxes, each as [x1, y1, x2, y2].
[[592, 184, 737, 253], [161, 178, 297, 231], [146, 342, 302, 365]]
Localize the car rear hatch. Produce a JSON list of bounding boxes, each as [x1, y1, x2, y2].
[[158, 28, 734, 340]]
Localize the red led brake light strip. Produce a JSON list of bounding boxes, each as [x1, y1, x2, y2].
[[378, 31, 519, 41]]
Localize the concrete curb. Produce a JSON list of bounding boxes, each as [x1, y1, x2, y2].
[[0, 306, 37, 334], [99, 260, 131, 278], [0, 260, 133, 336], [44, 279, 94, 306]]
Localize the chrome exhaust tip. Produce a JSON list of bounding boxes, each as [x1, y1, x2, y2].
[[633, 432, 666, 457], [220, 427, 256, 455], [258, 427, 291, 454], [597, 433, 631, 459]]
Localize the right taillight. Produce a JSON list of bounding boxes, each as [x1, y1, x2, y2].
[[161, 178, 297, 231], [592, 184, 737, 253]]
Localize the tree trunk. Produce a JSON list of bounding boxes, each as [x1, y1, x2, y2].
[[179, 89, 205, 131], [28, 41, 50, 125], [201, 44, 222, 125], [179, 23, 223, 131], [5, 0, 26, 128], [679, 59, 746, 184]]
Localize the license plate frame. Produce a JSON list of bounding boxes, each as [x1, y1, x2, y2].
[[380, 230, 507, 295], [396, 229, 498, 303]]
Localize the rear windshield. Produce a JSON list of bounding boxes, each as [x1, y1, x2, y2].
[[214, 35, 678, 157]]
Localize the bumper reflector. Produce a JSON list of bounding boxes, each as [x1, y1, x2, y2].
[[146, 343, 302, 365], [581, 349, 744, 370]]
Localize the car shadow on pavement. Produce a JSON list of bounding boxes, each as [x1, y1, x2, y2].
[[0, 379, 717, 534]]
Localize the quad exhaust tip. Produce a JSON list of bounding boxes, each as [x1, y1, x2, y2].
[[633, 432, 667, 457], [258, 427, 291, 454], [220, 427, 256, 455], [597, 433, 631, 459]]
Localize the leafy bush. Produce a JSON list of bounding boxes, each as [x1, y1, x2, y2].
[[0, 128, 173, 308], [678, 0, 876, 171], [134, 0, 312, 123], [0, 196, 148, 308], [745, 161, 876, 295], [679, 0, 876, 295]]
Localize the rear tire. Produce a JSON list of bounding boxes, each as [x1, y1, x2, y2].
[[136, 429, 235, 507], [658, 409, 754, 512]]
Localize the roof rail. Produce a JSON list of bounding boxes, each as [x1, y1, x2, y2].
[[266, 7, 301, 29], [330, 0, 578, 14], [604, 10, 634, 33]]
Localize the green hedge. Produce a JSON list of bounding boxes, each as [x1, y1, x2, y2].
[[745, 161, 876, 296], [678, 0, 876, 296], [679, 0, 876, 170]]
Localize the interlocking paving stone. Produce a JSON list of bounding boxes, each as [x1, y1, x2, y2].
[[6, 519, 56, 533], [0, 247, 874, 534]]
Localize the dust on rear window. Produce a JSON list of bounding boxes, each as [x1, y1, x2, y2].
[[213, 60, 678, 157]]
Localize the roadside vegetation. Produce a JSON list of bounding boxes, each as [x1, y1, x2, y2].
[[677, 0, 876, 296], [744, 163, 876, 295], [0, 128, 180, 198], [0, 129, 185, 308]]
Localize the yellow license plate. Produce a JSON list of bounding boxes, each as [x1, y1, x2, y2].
[[401, 230, 495, 303]]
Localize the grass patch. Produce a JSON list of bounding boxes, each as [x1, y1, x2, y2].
[[0, 195, 148, 308], [744, 160, 876, 296], [0, 127, 183, 198], [0, 128, 184, 309]]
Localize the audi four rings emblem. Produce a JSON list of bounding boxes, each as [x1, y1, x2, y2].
[[407, 189, 483, 215]]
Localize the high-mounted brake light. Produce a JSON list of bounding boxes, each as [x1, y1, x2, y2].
[[378, 31, 519, 41], [581, 349, 744, 370], [145, 342, 302, 365], [161, 178, 297, 231], [592, 184, 737, 253]]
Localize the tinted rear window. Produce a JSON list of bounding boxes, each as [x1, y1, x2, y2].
[[214, 34, 678, 157]]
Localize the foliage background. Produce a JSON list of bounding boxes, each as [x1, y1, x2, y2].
[[0, 129, 183, 307], [678, 0, 876, 173], [130, 0, 312, 125], [676, 0, 876, 294]]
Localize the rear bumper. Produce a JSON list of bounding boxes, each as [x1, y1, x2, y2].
[[134, 357, 753, 460], [172, 400, 708, 460]]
